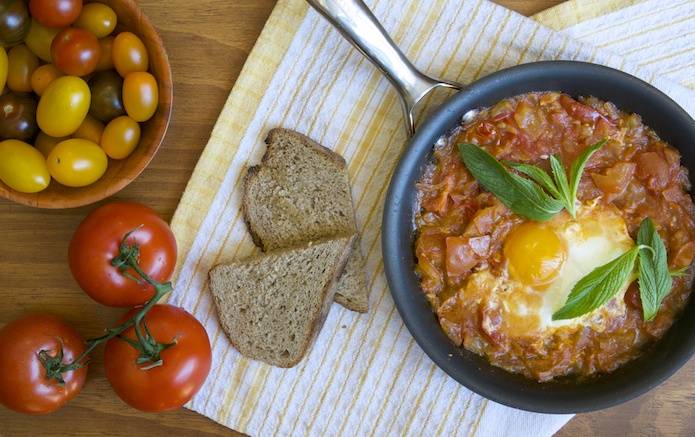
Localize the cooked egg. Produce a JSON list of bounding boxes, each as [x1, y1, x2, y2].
[[466, 202, 634, 337]]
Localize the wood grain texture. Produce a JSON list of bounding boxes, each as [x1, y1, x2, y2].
[[0, 0, 173, 209], [4, 1, 693, 436]]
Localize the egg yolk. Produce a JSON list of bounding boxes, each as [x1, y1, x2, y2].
[[504, 222, 567, 287]]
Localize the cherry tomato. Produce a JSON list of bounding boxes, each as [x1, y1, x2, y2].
[[123, 71, 158, 122], [95, 36, 114, 71], [69, 202, 177, 307], [74, 2, 115, 38], [47, 138, 106, 187], [89, 69, 124, 122], [0, 46, 7, 92], [112, 31, 148, 77], [73, 113, 103, 144], [30, 63, 63, 96], [34, 131, 67, 157], [0, 314, 87, 415], [25, 19, 61, 62], [29, 0, 82, 28], [0, 139, 50, 193], [104, 305, 211, 412], [101, 115, 140, 159], [51, 27, 100, 76], [37, 76, 90, 137], [0, 92, 38, 141], [0, 0, 30, 46], [7, 44, 39, 93]]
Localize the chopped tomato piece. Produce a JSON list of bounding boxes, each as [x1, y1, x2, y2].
[[559, 95, 600, 123], [445, 236, 484, 277], [672, 241, 695, 269], [590, 162, 636, 200], [636, 152, 670, 190]]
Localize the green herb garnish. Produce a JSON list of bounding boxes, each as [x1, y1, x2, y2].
[[552, 218, 675, 321], [636, 218, 672, 321], [459, 139, 606, 220]]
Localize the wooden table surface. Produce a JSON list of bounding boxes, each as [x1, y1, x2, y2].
[[1, 0, 693, 436]]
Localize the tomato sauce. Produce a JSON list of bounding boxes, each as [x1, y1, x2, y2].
[[414, 92, 695, 381]]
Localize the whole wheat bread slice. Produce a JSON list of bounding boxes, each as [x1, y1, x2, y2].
[[209, 235, 354, 367], [242, 128, 369, 312]]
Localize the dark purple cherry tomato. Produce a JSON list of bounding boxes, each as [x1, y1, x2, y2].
[[89, 70, 125, 122], [0, 93, 39, 141], [0, 0, 30, 45]]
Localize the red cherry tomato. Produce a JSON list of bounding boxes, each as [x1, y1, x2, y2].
[[51, 27, 100, 76], [104, 305, 211, 412], [68, 201, 177, 307], [0, 314, 87, 415], [29, 0, 82, 27]]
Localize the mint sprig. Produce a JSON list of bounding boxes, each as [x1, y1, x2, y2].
[[458, 139, 605, 221], [637, 218, 672, 321], [553, 218, 676, 321]]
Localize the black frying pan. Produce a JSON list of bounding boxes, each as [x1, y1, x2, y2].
[[308, 0, 695, 413]]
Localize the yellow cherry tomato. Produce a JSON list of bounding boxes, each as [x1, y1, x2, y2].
[[122, 72, 157, 122], [73, 114, 104, 144], [30, 64, 63, 96], [34, 131, 68, 157], [101, 115, 140, 159], [25, 19, 61, 62], [47, 138, 107, 187], [95, 36, 114, 71], [0, 139, 50, 193], [0, 47, 7, 93], [7, 44, 39, 93], [37, 76, 91, 137], [112, 31, 148, 77], [74, 3, 116, 39]]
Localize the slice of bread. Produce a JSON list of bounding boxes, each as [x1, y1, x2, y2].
[[242, 128, 369, 312], [209, 235, 355, 367]]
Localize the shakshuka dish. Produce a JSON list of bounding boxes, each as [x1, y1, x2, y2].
[[414, 91, 695, 382]]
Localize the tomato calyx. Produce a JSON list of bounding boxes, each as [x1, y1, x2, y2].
[[110, 226, 174, 296], [37, 338, 78, 386], [38, 227, 177, 381], [117, 320, 177, 370]]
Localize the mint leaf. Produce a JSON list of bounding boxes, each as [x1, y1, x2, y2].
[[568, 139, 605, 215], [458, 144, 564, 221], [553, 247, 639, 320], [505, 161, 561, 198], [549, 154, 574, 216], [637, 218, 673, 321]]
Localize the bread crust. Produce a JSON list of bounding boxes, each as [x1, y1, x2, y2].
[[209, 235, 355, 367]]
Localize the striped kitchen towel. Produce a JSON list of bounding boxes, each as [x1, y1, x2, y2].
[[168, 0, 695, 435]]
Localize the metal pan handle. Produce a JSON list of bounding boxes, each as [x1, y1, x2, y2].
[[307, 0, 463, 136]]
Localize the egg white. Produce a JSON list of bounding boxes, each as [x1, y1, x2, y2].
[[466, 203, 634, 337]]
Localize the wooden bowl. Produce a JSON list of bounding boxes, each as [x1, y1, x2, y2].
[[0, 0, 173, 209]]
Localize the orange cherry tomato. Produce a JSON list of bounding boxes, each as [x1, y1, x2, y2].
[[73, 114, 104, 144], [0, 314, 87, 415], [51, 27, 100, 76], [7, 44, 39, 93], [95, 36, 114, 71], [29, 0, 82, 28], [34, 131, 68, 157], [112, 31, 148, 77], [122, 71, 158, 122], [74, 2, 116, 38], [30, 64, 63, 96], [101, 115, 140, 159]]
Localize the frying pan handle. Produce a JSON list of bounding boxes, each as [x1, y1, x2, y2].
[[307, 0, 463, 136]]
